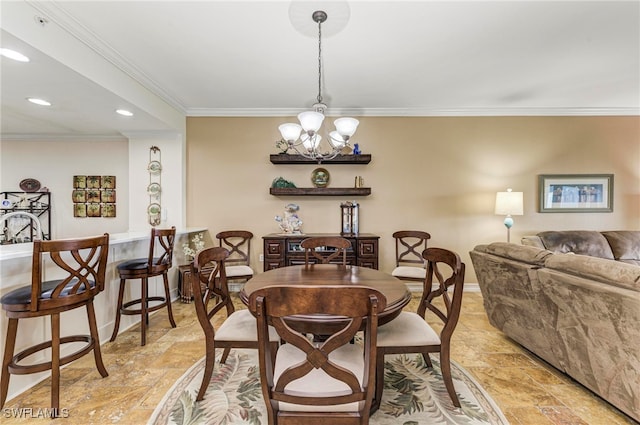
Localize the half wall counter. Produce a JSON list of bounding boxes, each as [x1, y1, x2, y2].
[[0, 227, 207, 403]]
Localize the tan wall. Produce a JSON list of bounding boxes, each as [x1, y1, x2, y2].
[[186, 116, 640, 281]]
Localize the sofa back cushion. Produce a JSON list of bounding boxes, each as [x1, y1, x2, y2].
[[601, 231, 640, 261], [537, 231, 615, 259], [545, 253, 640, 292]]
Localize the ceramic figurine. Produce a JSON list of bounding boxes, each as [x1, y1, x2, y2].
[[275, 203, 303, 234], [353, 143, 361, 155]]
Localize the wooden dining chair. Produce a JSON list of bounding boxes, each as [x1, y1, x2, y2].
[[374, 247, 465, 409], [300, 236, 352, 265], [391, 230, 431, 282], [110, 226, 176, 346], [216, 230, 254, 283], [191, 246, 279, 401], [0, 234, 110, 415], [249, 285, 387, 425]]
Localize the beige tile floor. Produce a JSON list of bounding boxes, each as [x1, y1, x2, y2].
[[1, 292, 637, 424]]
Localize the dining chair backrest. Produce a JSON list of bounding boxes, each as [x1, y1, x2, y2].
[[216, 230, 252, 268], [393, 230, 431, 267], [419, 247, 466, 334], [249, 285, 387, 425], [147, 226, 176, 276], [300, 236, 352, 265], [191, 247, 232, 328]]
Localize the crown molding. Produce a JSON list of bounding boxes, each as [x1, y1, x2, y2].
[[186, 106, 640, 117], [0, 133, 127, 142]]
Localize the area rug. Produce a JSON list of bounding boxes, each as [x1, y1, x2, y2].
[[149, 349, 509, 425]]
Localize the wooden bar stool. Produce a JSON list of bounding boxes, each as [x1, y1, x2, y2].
[[110, 226, 176, 346], [0, 234, 110, 416]]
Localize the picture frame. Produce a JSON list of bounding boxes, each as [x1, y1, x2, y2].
[[538, 174, 613, 213]]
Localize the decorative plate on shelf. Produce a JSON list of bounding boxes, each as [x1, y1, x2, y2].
[[147, 203, 161, 215], [19, 178, 41, 192], [311, 168, 330, 188], [148, 160, 162, 174], [147, 182, 162, 196]]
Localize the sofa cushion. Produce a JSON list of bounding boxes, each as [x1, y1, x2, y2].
[[537, 231, 615, 259], [544, 253, 640, 292], [477, 242, 552, 266], [601, 231, 640, 260]]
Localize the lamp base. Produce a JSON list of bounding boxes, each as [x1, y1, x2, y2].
[[503, 215, 514, 243]]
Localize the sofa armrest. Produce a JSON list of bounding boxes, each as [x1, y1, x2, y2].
[[474, 242, 552, 267]]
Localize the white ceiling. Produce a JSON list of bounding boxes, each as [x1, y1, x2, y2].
[[1, 1, 639, 139]]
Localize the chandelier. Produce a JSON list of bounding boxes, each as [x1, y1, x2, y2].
[[278, 10, 359, 162]]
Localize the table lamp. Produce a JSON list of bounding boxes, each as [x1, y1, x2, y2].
[[495, 188, 524, 242]]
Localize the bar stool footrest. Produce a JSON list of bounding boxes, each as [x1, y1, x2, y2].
[[8, 335, 95, 375], [120, 296, 169, 315]]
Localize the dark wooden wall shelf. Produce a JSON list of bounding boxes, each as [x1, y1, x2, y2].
[[270, 187, 371, 196], [270, 154, 371, 164]]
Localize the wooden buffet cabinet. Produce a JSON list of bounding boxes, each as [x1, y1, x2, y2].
[[262, 233, 379, 271]]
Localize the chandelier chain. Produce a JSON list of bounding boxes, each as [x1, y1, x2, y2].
[[317, 17, 323, 105]]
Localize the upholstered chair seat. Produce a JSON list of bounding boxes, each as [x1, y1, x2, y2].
[[391, 266, 426, 281], [376, 311, 440, 346]]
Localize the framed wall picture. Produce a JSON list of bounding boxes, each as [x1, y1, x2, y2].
[[74, 203, 87, 217], [72, 190, 86, 203], [86, 176, 101, 189], [73, 175, 87, 189], [539, 174, 613, 213]]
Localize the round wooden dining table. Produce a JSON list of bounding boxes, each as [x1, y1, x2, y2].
[[240, 264, 412, 335]]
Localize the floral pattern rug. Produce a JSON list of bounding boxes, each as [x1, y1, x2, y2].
[[149, 349, 509, 425]]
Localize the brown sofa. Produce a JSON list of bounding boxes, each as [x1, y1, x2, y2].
[[469, 230, 640, 422]]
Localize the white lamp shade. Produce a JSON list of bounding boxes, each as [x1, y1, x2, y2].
[[495, 189, 524, 215], [334, 117, 359, 137], [329, 131, 346, 148], [298, 111, 325, 132], [278, 123, 302, 142], [301, 133, 321, 150]]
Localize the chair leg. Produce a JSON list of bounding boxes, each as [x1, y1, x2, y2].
[[110, 278, 126, 342], [440, 348, 460, 407], [372, 349, 385, 412], [421, 352, 433, 368], [87, 301, 108, 378], [163, 273, 176, 328], [141, 277, 148, 346], [220, 347, 232, 364], [51, 313, 60, 416], [197, 340, 216, 401], [0, 318, 18, 409]]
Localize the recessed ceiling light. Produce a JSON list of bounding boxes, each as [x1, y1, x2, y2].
[[116, 109, 133, 117], [0, 48, 30, 62], [27, 98, 51, 106]]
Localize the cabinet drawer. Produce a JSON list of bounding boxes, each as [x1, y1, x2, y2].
[[357, 239, 378, 257], [264, 240, 285, 257]]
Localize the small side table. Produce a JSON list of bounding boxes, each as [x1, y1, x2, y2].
[[178, 264, 215, 303]]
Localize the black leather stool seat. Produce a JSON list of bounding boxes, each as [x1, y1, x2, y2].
[[1, 279, 95, 308]]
